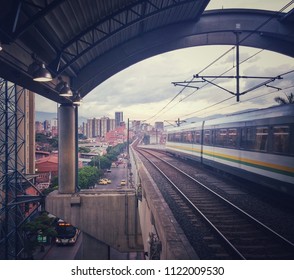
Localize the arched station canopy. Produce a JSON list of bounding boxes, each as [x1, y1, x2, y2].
[[0, 0, 293, 104]]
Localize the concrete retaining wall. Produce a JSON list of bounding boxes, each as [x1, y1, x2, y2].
[[45, 189, 143, 254], [130, 144, 198, 259]]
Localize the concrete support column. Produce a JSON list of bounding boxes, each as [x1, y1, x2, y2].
[[58, 104, 76, 194]]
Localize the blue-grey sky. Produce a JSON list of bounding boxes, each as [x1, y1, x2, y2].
[[35, 0, 294, 124]]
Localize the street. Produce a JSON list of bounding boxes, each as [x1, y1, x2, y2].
[[94, 160, 129, 190]]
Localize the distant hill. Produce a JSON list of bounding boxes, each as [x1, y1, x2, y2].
[[36, 111, 57, 122], [36, 111, 87, 125]]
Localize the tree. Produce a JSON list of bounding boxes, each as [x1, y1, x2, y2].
[[79, 146, 91, 153], [89, 155, 111, 170], [48, 137, 58, 148], [78, 166, 102, 189], [36, 133, 48, 143], [107, 143, 126, 155], [105, 152, 117, 162], [22, 212, 57, 259], [274, 93, 294, 105]]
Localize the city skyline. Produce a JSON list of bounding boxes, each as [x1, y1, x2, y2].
[[35, 0, 294, 125]]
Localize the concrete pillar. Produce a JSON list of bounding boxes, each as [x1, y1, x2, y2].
[[58, 104, 76, 194]]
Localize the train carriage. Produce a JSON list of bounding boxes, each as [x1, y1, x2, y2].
[[166, 105, 294, 196]]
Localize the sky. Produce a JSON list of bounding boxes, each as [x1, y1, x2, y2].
[[35, 0, 294, 125]]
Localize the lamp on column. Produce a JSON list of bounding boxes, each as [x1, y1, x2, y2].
[[55, 77, 73, 97], [72, 92, 83, 105]]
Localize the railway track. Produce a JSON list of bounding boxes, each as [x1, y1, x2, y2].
[[136, 147, 294, 260]]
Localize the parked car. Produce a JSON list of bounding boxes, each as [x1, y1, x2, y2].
[[98, 179, 107, 185], [104, 178, 111, 184], [120, 179, 126, 186]]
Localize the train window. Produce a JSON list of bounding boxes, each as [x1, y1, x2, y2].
[[228, 128, 237, 147], [240, 127, 255, 150], [215, 129, 227, 146], [195, 131, 201, 144], [255, 127, 268, 151], [174, 132, 181, 142], [183, 131, 193, 143], [168, 132, 180, 142], [204, 130, 211, 145], [273, 125, 290, 154], [187, 131, 193, 143]]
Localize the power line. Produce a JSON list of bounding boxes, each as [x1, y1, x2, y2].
[[151, 48, 266, 120], [179, 71, 294, 119], [145, 2, 294, 123], [144, 76, 196, 123], [196, 84, 294, 118]]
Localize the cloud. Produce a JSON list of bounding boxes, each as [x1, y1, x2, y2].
[[206, 0, 292, 12], [35, 44, 294, 124]]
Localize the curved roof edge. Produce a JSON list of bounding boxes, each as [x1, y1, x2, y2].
[[77, 8, 294, 98]]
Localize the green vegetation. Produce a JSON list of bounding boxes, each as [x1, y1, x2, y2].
[[274, 93, 294, 105], [78, 166, 102, 189], [89, 155, 111, 170], [79, 146, 91, 153], [48, 137, 58, 148], [22, 212, 57, 259], [39, 143, 128, 191], [36, 133, 58, 152], [106, 143, 126, 155], [36, 133, 48, 143], [88, 143, 127, 170], [78, 143, 127, 189]]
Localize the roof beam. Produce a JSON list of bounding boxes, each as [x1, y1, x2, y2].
[[12, 0, 66, 39], [52, 0, 198, 75]]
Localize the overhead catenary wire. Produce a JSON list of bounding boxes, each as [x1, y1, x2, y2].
[[150, 47, 266, 122], [180, 71, 294, 120], [176, 48, 265, 105], [147, 1, 294, 123], [144, 76, 196, 123], [195, 84, 294, 119]]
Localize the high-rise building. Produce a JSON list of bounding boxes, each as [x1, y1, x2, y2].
[[93, 118, 101, 137], [115, 112, 123, 127], [87, 118, 94, 138], [83, 117, 116, 139], [100, 116, 109, 137], [82, 122, 87, 137], [51, 118, 58, 129], [109, 119, 115, 131]]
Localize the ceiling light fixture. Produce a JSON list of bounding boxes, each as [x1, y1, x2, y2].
[[59, 82, 73, 97], [28, 55, 52, 82], [72, 92, 83, 105], [55, 77, 73, 97], [32, 62, 53, 82]]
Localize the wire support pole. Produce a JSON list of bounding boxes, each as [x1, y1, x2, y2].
[[235, 30, 240, 102], [173, 26, 284, 103]]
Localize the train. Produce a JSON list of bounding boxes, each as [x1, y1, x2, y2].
[[166, 104, 294, 196]]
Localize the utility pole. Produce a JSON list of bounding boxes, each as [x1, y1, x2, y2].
[[235, 24, 241, 102], [127, 118, 130, 156], [172, 24, 282, 102]]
